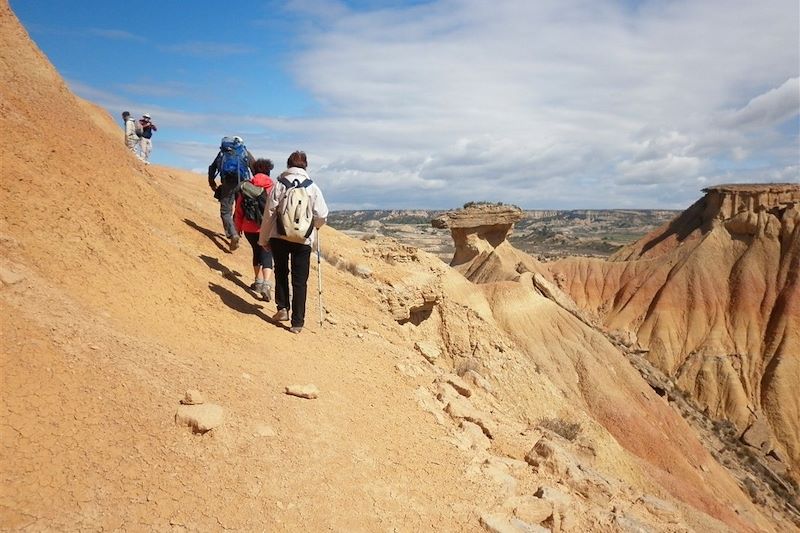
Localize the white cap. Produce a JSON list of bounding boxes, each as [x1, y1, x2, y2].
[[142, 113, 151, 119]]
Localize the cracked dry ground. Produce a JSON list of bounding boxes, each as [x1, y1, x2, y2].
[[1, 164, 510, 530]]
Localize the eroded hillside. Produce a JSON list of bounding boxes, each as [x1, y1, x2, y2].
[[548, 184, 800, 479], [1, 1, 796, 531]]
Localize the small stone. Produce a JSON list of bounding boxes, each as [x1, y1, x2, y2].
[[534, 486, 571, 513], [325, 315, 338, 325], [0, 268, 25, 286], [285, 384, 319, 399], [479, 512, 546, 533], [461, 421, 491, 451], [180, 389, 204, 405], [504, 495, 553, 524], [741, 417, 773, 452], [445, 397, 496, 439], [414, 341, 441, 363], [444, 373, 473, 397], [253, 422, 277, 437], [175, 404, 224, 433], [241, 373, 252, 380], [354, 264, 372, 278]]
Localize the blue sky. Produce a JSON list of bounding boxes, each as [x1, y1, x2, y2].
[[11, 0, 799, 209]]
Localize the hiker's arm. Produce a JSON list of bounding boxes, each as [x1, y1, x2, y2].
[[312, 185, 329, 229], [258, 186, 280, 247], [207, 155, 221, 189]]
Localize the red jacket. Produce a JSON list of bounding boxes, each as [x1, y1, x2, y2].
[[234, 173, 274, 234]]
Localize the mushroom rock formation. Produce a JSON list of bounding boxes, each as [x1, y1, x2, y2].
[[432, 204, 546, 283]]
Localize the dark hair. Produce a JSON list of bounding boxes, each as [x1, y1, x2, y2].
[[253, 158, 274, 175], [287, 151, 308, 170], [122, 111, 130, 118]]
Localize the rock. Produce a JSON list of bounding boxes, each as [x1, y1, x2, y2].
[[395, 361, 426, 378], [175, 404, 224, 433], [444, 373, 473, 397], [741, 417, 773, 451], [285, 384, 319, 399], [636, 495, 678, 523], [504, 495, 553, 524], [180, 389, 205, 405], [613, 510, 650, 533], [325, 315, 338, 325], [460, 421, 491, 451], [0, 267, 25, 286], [414, 341, 441, 363], [463, 369, 494, 393], [444, 396, 496, 438], [253, 422, 277, 437], [479, 458, 518, 496], [533, 486, 572, 513], [479, 512, 547, 533], [353, 264, 372, 278]]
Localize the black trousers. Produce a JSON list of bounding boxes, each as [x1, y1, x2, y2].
[[269, 238, 312, 328]]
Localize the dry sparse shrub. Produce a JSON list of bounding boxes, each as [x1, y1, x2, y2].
[[538, 418, 582, 441], [455, 358, 481, 377]]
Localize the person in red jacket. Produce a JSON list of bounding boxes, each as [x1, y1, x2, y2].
[[234, 158, 275, 301]]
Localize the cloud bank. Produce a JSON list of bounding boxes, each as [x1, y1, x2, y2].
[[77, 0, 799, 209]]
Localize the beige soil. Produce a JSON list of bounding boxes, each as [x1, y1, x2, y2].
[[1, 2, 796, 531]]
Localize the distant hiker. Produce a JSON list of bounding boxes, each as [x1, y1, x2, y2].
[[208, 136, 255, 252], [121, 111, 141, 159], [234, 158, 275, 301], [258, 151, 328, 334], [138, 113, 157, 164]]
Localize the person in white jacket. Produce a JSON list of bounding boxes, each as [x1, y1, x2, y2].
[[258, 151, 328, 334], [121, 111, 141, 159]]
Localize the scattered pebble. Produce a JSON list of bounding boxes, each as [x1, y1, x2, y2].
[[175, 403, 224, 433], [180, 389, 204, 405], [285, 384, 319, 399]]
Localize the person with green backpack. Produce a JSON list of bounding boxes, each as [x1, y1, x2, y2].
[[208, 136, 255, 252], [234, 158, 275, 301]]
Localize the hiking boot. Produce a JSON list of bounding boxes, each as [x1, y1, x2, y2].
[[261, 282, 272, 302], [230, 236, 240, 251], [289, 326, 303, 334], [273, 309, 289, 322], [252, 279, 264, 296]]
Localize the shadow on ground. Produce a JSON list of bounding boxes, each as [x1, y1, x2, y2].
[[184, 218, 229, 254], [199, 254, 251, 293]]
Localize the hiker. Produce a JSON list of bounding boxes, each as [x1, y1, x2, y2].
[[121, 111, 141, 158], [138, 113, 157, 164], [234, 158, 275, 301], [208, 136, 255, 252], [258, 151, 328, 334]]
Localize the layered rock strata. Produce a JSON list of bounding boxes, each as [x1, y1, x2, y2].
[[550, 184, 800, 475]]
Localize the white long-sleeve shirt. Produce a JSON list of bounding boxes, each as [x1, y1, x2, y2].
[[258, 167, 328, 247]]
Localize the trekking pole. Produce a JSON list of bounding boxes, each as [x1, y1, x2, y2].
[[317, 230, 324, 327]]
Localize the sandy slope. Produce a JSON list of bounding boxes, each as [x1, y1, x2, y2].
[[1, 1, 796, 531]]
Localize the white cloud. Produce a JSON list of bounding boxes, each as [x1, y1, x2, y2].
[[88, 28, 147, 43], [268, 0, 799, 207], [719, 77, 800, 129], [72, 0, 800, 208]]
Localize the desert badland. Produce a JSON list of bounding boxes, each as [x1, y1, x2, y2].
[[1, 2, 799, 531]]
